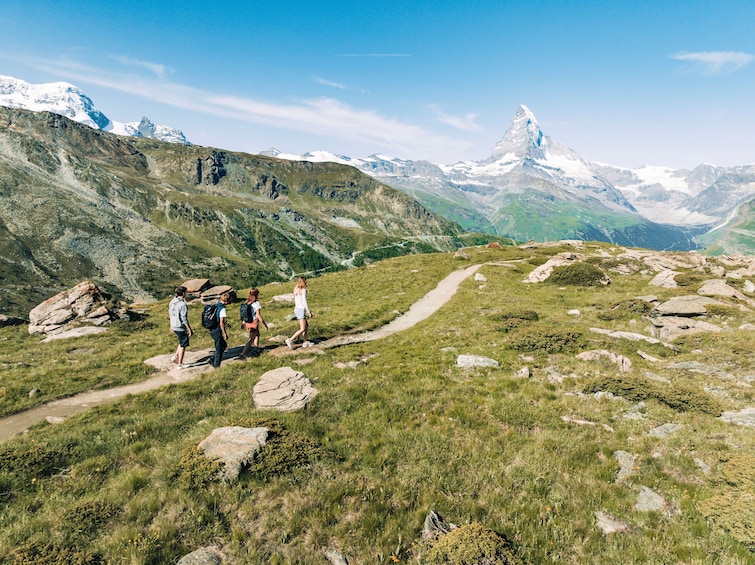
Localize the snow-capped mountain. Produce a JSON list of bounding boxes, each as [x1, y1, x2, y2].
[[269, 105, 755, 251], [0, 75, 189, 144]]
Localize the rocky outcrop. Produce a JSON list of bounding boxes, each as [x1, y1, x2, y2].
[[253, 367, 318, 411], [28, 280, 124, 335], [197, 426, 268, 482]]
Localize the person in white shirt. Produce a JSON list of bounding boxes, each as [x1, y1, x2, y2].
[[285, 277, 313, 349]]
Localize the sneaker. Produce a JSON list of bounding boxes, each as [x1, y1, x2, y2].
[[285, 338, 293, 350], [171, 356, 178, 364], [177, 363, 186, 370]]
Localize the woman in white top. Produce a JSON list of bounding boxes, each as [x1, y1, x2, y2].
[[285, 276, 313, 349]]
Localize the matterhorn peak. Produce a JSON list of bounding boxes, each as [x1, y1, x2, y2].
[[490, 104, 546, 162]]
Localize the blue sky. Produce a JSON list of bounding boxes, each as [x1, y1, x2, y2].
[[1, 0, 753, 168]]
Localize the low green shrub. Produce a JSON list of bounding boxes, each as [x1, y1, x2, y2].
[[235, 418, 329, 480], [498, 310, 540, 333], [597, 299, 652, 321], [506, 325, 582, 353], [170, 447, 225, 490], [673, 272, 702, 287], [581, 375, 723, 415], [699, 455, 755, 548], [418, 522, 520, 564], [546, 262, 607, 287], [61, 500, 120, 541], [7, 542, 105, 565]]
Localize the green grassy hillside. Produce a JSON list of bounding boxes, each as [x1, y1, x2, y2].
[[0, 246, 753, 564]]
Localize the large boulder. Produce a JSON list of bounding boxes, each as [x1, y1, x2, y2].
[[28, 280, 121, 336], [253, 367, 318, 411]]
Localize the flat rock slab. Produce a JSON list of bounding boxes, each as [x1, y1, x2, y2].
[[41, 326, 108, 342], [457, 354, 500, 368], [719, 406, 755, 427], [197, 426, 268, 482], [253, 366, 318, 411]]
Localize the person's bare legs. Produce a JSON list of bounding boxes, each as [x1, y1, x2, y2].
[[286, 318, 307, 348], [174, 345, 185, 364]]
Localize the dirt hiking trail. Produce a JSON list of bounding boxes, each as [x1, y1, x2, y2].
[[0, 264, 481, 442]]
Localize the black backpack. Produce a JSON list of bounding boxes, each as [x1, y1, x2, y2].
[[201, 302, 221, 330], [240, 302, 255, 323]]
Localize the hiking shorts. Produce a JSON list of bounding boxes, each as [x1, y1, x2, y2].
[[174, 329, 190, 348], [294, 307, 307, 320]]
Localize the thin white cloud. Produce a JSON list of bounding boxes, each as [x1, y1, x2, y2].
[[337, 53, 410, 58], [111, 55, 170, 78], [9, 54, 466, 159], [430, 105, 482, 132], [314, 76, 346, 90], [672, 51, 754, 74]]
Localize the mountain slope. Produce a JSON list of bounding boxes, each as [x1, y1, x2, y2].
[[0, 106, 461, 316]]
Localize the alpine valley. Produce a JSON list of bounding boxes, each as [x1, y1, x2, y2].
[[0, 79, 463, 317], [271, 106, 755, 256]]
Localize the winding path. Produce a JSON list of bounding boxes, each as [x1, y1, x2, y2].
[[0, 264, 481, 442]]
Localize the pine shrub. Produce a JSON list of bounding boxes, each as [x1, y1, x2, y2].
[[546, 262, 607, 286]]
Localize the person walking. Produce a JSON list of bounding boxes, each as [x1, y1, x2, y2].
[[209, 292, 231, 368], [239, 288, 268, 359], [169, 286, 193, 369], [285, 276, 313, 349]]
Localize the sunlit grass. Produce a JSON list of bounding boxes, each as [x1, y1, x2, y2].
[[0, 244, 753, 563]]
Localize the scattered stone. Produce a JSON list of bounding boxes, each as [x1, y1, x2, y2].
[[325, 547, 350, 565], [648, 270, 678, 288], [474, 272, 487, 282], [456, 354, 500, 368], [654, 295, 726, 316], [28, 389, 40, 398], [649, 423, 682, 438], [694, 458, 712, 475], [744, 280, 755, 293], [561, 415, 614, 432], [45, 416, 67, 425], [272, 293, 295, 303], [253, 366, 318, 411], [637, 350, 660, 362], [634, 486, 667, 513], [594, 391, 617, 401], [645, 315, 722, 342], [421, 510, 456, 541], [589, 327, 673, 349], [454, 250, 471, 260], [614, 450, 636, 483], [576, 349, 632, 373], [622, 403, 647, 420], [739, 323, 755, 331], [197, 426, 268, 482], [719, 406, 755, 427], [522, 252, 583, 283], [567, 309, 581, 317], [334, 361, 361, 369], [698, 279, 755, 307], [180, 278, 211, 296], [176, 546, 223, 565], [515, 366, 531, 379], [595, 511, 632, 535]]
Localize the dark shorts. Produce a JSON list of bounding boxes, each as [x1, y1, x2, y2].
[[174, 330, 190, 348]]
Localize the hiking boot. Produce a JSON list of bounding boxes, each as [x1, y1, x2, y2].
[[285, 338, 293, 350]]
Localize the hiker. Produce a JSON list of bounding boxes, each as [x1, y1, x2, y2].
[[209, 292, 231, 368], [239, 288, 268, 359], [285, 276, 313, 349], [169, 286, 193, 369]]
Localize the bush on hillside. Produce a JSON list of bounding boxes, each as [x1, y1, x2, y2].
[[498, 310, 540, 332], [673, 271, 703, 287], [506, 325, 582, 353], [171, 447, 225, 490], [61, 500, 120, 542], [235, 417, 329, 480], [546, 262, 607, 287], [418, 522, 521, 564], [699, 455, 755, 548], [582, 375, 723, 416], [597, 299, 652, 321], [8, 542, 105, 565]]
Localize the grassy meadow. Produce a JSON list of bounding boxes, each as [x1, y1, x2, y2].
[[0, 244, 753, 564]]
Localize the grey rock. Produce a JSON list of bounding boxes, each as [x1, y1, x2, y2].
[[576, 349, 632, 373], [197, 426, 268, 482], [474, 272, 487, 282], [614, 450, 636, 483], [28, 280, 119, 336], [694, 458, 712, 475], [595, 511, 632, 535], [456, 354, 500, 368], [719, 406, 755, 427], [177, 547, 223, 565], [253, 366, 318, 411], [634, 486, 666, 512], [648, 270, 678, 288], [654, 295, 725, 316], [515, 366, 531, 379], [325, 547, 350, 565], [649, 423, 682, 438]]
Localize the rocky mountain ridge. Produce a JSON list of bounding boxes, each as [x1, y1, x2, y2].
[[0, 106, 461, 317]]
